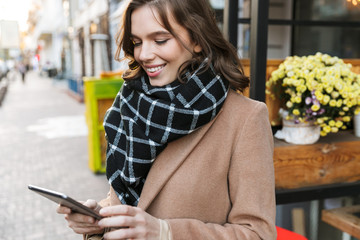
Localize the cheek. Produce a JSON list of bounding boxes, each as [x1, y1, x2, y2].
[[169, 45, 193, 63], [133, 49, 140, 62]]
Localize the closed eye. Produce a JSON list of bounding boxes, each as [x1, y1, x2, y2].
[[155, 39, 169, 45], [132, 40, 142, 47]]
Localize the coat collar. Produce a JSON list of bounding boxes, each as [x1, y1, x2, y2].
[[138, 108, 223, 210]]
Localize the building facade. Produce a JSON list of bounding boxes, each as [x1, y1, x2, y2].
[[26, 0, 360, 76]]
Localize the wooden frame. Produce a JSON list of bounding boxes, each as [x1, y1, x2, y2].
[[322, 205, 360, 239]]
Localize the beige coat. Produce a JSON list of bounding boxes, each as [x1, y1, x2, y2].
[[97, 90, 276, 239]]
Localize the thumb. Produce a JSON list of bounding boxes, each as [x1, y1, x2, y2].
[[84, 199, 100, 210]]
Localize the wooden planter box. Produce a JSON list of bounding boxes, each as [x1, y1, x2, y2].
[[274, 131, 360, 190]]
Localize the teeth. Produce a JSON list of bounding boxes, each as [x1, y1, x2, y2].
[[147, 65, 164, 73]]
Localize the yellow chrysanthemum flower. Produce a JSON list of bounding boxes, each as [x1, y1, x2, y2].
[[331, 91, 340, 99], [329, 100, 337, 107], [335, 121, 343, 128], [295, 96, 302, 103], [328, 120, 336, 127], [336, 99, 343, 108], [311, 105, 320, 111], [323, 125, 332, 133], [317, 118, 324, 124], [335, 82, 343, 91], [325, 87, 333, 94], [292, 109, 300, 116], [286, 101, 293, 108], [296, 85, 307, 93], [331, 127, 339, 133], [343, 116, 351, 122], [322, 95, 330, 104]]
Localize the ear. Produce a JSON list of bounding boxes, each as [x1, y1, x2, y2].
[[193, 44, 202, 53]]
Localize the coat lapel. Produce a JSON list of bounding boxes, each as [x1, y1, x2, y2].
[[138, 110, 222, 210]]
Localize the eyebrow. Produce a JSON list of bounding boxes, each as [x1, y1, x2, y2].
[[131, 31, 172, 39]]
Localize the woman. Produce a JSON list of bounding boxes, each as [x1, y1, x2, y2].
[[57, 0, 276, 239]]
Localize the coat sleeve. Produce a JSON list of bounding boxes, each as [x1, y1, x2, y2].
[[166, 102, 277, 240]]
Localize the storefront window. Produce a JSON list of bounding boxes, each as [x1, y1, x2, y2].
[[295, 0, 360, 21], [293, 0, 360, 58], [294, 26, 360, 58]]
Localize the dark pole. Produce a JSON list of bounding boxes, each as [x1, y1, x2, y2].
[[228, 0, 239, 48], [249, 0, 269, 102]]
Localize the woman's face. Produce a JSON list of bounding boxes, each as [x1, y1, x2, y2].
[[131, 5, 200, 86]]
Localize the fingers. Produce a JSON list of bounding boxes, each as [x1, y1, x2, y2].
[[98, 206, 160, 239], [100, 205, 137, 217], [83, 199, 97, 209], [99, 215, 137, 228], [56, 200, 105, 235], [65, 212, 97, 224], [103, 228, 137, 240], [56, 205, 71, 214], [65, 213, 103, 235]]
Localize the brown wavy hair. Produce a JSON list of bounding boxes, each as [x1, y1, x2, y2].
[[114, 0, 249, 92]]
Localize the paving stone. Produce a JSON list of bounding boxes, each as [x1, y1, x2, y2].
[[0, 72, 109, 239]]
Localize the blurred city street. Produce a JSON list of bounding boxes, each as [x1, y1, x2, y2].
[[0, 71, 109, 239]]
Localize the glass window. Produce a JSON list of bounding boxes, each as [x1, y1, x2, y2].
[[268, 25, 292, 59], [238, 24, 250, 58], [293, 26, 360, 58], [269, 0, 293, 20], [293, 0, 360, 58], [295, 0, 360, 21]]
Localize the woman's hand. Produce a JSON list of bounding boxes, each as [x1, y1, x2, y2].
[[98, 205, 160, 240], [56, 199, 104, 235]]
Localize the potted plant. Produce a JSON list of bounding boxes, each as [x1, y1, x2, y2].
[[266, 52, 360, 144]]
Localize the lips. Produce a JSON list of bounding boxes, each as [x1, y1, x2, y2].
[[144, 64, 166, 77], [146, 65, 164, 73]]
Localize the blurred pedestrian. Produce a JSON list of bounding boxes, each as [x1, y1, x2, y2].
[[57, 0, 276, 239], [18, 62, 27, 83]]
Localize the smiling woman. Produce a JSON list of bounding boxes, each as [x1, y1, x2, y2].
[[57, 0, 276, 239], [130, 5, 199, 86]]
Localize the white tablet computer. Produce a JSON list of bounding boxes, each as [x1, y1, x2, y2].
[[28, 184, 102, 220]]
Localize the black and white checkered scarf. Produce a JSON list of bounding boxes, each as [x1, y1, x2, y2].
[[103, 60, 229, 206]]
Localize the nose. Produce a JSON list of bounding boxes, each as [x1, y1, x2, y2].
[[138, 42, 155, 62]]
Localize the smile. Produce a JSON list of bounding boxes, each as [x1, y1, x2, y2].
[[146, 65, 165, 73]]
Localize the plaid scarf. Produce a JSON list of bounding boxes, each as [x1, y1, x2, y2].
[[103, 60, 229, 206]]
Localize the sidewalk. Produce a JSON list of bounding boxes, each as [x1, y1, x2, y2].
[[0, 71, 109, 240]]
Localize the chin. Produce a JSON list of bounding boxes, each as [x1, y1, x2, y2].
[[149, 79, 173, 87]]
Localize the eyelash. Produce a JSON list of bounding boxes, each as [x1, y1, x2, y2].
[[155, 39, 169, 45], [132, 39, 169, 47]]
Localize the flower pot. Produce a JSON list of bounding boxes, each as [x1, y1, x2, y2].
[[274, 119, 321, 145], [354, 113, 360, 138]]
